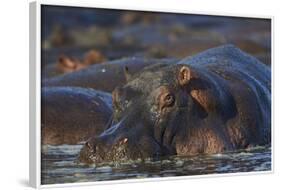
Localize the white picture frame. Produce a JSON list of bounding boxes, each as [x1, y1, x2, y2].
[[29, 1, 274, 188]]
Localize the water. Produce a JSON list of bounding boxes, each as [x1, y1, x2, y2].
[[41, 144, 271, 185]]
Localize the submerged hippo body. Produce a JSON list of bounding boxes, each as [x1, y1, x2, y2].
[[43, 57, 178, 92], [78, 45, 271, 164], [41, 87, 112, 145]]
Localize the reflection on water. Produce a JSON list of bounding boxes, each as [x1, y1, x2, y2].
[[41, 144, 271, 185]]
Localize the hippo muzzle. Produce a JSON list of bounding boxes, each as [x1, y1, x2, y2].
[[78, 116, 166, 164]]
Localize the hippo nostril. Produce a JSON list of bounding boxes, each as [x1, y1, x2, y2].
[[85, 142, 99, 153], [85, 142, 91, 149], [118, 138, 128, 145]]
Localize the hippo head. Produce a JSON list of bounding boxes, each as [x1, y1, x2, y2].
[[78, 63, 204, 164]]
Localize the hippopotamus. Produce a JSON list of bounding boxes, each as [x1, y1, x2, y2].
[[42, 50, 107, 79], [41, 87, 112, 145], [43, 57, 178, 92], [78, 45, 271, 164]]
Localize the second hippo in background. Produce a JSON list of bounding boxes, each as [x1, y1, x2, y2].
[[78, 45, 271, 164], [42, 50, 107, 79], [42, 57, 178, 92], [41, 87, 112, 145]]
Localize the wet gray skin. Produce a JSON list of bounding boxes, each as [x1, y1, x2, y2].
[[78, 63, 180, 164], [78, 45, 271, 165], [42, 57, 178, 92], [41, 87, 113, 145]]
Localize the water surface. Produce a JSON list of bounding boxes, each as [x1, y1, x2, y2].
[[41, 144, 271, 184]]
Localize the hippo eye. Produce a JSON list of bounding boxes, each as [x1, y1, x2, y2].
[[164, 93, 175, 106]]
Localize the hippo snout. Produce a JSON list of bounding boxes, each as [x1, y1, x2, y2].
[[78, 134, 132, 164]]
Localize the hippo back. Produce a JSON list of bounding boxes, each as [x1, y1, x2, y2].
[[178, 44, 270, 87], [178, 45, 271, 146], [43, 57, 178, 92], [41, 87, 113, 145]]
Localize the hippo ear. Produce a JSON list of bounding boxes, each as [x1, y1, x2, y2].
[[178, 66, 191, 86], [123, 66, 132, 82], [58, 55, 77, 69]]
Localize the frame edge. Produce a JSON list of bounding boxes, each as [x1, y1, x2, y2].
[[29, 1, 40, 188]]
